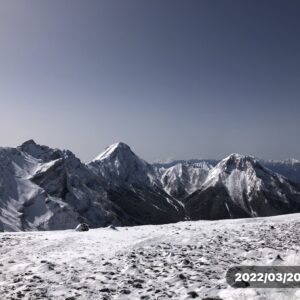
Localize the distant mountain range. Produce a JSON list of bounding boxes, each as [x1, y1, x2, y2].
[[0, 140, 299, 231]]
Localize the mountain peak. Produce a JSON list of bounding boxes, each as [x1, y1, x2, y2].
[[21, 139, 37, 147], [88, 142, 157, 187], [202, 153, 261, 187], [220, 153, 257, 169], [18, 140, 64, 162], [92, 142, 132, 161], [225, 153, 253, 160], [112, 142, 131, 150]]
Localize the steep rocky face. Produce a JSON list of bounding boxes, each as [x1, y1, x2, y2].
[[185, 154, 300, 220]]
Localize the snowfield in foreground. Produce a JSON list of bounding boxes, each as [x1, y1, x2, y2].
[[1, 215, 300, 300]]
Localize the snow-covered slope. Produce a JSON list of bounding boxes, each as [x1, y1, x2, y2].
[[1, 214, 300, 299], [185, 154, 300, 220]]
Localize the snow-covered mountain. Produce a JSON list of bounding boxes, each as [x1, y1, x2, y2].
[[87, 142, 185, 225], [88, 142, 159, 188], [0, 140, 187, 231], [185, 154, 300, 220], [1, 140, 300, 231], [156, 158, 300, 186], [0, 140, 126, 231]]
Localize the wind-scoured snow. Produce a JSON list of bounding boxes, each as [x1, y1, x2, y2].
[[1, 214, 300, 299]]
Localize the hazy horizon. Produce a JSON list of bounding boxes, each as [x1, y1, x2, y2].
[[1, 1, 299, 162]]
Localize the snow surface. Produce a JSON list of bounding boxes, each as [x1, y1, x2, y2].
[[1, 214, 300, 299]]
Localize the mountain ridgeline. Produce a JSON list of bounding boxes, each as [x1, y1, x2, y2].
[[0, 140, 299, 231]]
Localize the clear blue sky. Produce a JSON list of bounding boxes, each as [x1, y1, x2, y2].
[[0, 0, 299, 162]]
